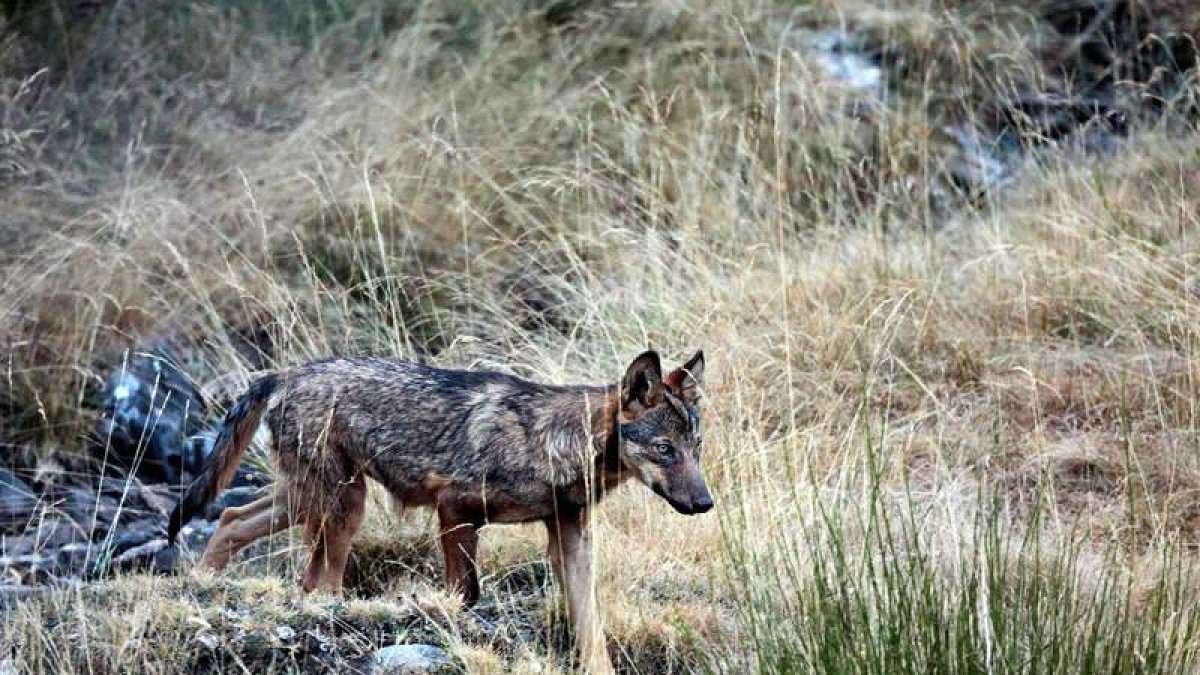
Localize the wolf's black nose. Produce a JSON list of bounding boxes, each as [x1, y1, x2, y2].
[[693, 495, 714, 513]]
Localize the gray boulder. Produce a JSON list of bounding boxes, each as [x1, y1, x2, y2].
[[0, 469, 36, 532], [371, 644, 452, 675]]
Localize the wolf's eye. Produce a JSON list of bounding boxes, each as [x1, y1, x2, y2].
[[654, 442, 675, 457]]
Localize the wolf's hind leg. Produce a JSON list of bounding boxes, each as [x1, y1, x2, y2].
[[300, 473, 368, 596], [317, 474, 367, 595], [199, 492, 295, 572], [299, 524, 326, 594]]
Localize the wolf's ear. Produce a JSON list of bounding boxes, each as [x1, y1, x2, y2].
[[622, 350, 664, 411], [664, 350, 704, 403]]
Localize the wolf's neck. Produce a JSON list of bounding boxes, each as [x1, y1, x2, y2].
[[583, 385, 621, 463], [525, 383, 626, 504]]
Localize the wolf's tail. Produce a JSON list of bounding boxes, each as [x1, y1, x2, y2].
[[167, 374, 277, 545]]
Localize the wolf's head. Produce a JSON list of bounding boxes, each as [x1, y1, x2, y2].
[[617, 350, 712, 515]]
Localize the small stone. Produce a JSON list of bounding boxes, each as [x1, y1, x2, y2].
[[230, 464, 270, 489], [275, 625, 295, 642], [195, 632, 219, 650], [371, 644, 452, 675]]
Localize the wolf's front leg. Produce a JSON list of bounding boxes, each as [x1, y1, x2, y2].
[[437, 499, 481, 606], [546, 511, 615, 675]]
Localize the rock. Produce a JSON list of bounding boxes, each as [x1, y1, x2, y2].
[[0, 553, 56, 584], [102, 518, 165, 557], [95, 476, 176, 520], [204, 486, 264, 520], [174, 518, 216, 554], [96, 347, 208, 486], [1, 533, 35, 557], [0, 584, 51, 609], [97, 475, 160, 506], [97, 475, 135, 500], [135, 482, 176, 517], [371, 644, 452, 675], [95, 346, 271, 489], [942, 125, 1012, 200], [55, 542, 92, 574], [62, 487, 120, 532], [807, 30, 885, 100], [30, 516, 81, 551], [194, 632, 219, 650], [0, 469, 37, 532], [109, 537, 177, 575]]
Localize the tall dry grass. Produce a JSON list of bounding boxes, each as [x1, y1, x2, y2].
[[3, 0, 1200, 672]]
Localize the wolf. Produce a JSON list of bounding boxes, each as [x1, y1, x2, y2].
[[167, 349, 711, 674]]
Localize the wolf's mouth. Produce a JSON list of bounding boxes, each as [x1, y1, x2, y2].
[[650, 483, 707, 515]]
